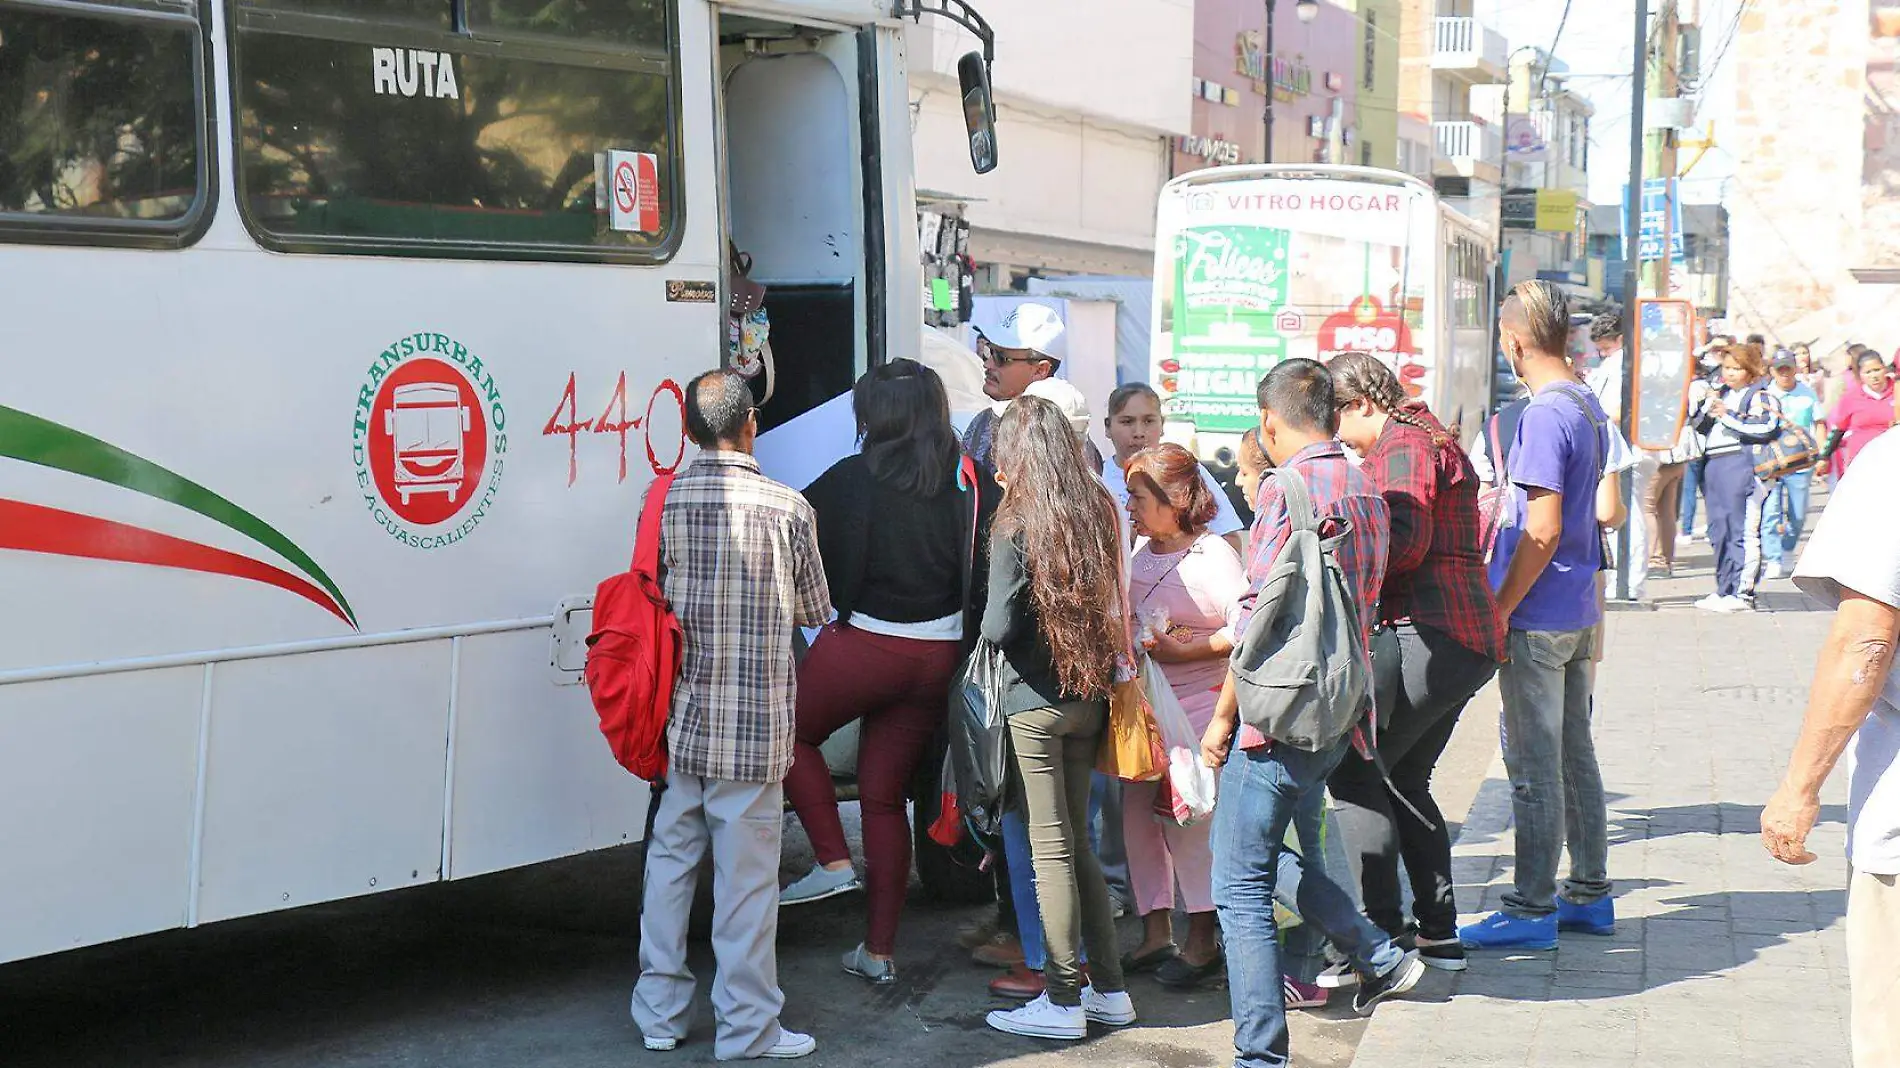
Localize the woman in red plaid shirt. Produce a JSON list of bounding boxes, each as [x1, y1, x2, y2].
[[1320, 352, 1506, 978]]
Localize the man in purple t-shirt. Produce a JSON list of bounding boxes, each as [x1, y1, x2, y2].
[[1460, 280, 1616, 952]]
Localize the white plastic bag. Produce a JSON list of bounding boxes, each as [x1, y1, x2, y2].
[[1144, 659, 1218, 826]]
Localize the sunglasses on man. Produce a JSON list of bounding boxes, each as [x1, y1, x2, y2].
[[976, 337, 1049, 367]]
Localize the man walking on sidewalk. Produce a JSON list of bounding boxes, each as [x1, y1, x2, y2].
[[1200, 359, 1424, 1068], [632, 370, 833, 1061], [1461, 281, 1616, 952], [1763, 430, 1900, 1068]]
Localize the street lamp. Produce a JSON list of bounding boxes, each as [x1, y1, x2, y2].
[[1263, 0, 1321, 163]]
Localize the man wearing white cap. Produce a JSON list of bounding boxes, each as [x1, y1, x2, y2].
[[963, 302, 1068, 475]]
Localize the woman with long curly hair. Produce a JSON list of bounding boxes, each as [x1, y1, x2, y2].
[[980, 395, 1136, 1041], [1325, 351, 1504, 976]]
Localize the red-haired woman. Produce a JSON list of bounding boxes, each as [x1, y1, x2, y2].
[[1118, 443, 1250, 989]]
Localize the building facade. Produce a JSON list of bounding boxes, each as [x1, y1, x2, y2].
[[1172, 0, 1362, 177], [906, 0, 1194, 283], [1397, 0, 1507, 232], [1339, 0, 1401, 170], [1486, 50, 1593, 296], [1725, 0, 1899, 360]]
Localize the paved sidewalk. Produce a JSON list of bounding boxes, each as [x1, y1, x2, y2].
[[1350, 546, 1854, 1068]]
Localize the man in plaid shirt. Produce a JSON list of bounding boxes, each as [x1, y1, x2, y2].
[[632, 371, 831, 1062], [1198, 360, 1422, 1068]]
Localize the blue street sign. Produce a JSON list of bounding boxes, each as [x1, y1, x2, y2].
[[1620, 178, 1685, 263]]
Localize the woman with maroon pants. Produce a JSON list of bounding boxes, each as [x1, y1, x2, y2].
[[780, 359, 989, 985]]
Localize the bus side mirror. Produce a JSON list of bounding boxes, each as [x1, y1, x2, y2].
[[957, 51, 997, 175]]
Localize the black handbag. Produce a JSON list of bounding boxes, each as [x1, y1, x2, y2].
[[947, 639, 1013, 840]]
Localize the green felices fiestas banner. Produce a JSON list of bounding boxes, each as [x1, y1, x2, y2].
[[1167, 225, 1291, 432]]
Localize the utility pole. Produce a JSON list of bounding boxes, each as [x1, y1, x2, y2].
[[1263, 0, 1278, 163], [1643, 2, 1680, 300], [1613, 0, 1655, 603]]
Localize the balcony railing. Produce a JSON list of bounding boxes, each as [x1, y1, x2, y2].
[[1434, 120, 1502, 165], [1432, 16, 1508, 79]]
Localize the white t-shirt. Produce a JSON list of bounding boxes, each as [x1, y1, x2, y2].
[[1100, 459, 1246, 541], [1793, 430, 1900, 875]]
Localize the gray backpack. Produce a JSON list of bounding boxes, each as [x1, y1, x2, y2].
[[1229, 467, 1372, 752]]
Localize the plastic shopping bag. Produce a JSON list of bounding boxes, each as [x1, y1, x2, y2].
[[1144, 661, 1218, 826]]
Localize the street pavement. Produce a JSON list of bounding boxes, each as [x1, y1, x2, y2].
[[1350, 533, 1854, 1068], [0, 522, 1851, 1068]]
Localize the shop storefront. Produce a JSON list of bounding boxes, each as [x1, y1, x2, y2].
[[1175, 0, 1360, 176]]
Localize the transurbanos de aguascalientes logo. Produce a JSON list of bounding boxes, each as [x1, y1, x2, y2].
[[353, 332, 508, 549]]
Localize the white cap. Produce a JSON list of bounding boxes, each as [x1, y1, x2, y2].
[[973, 301, 1067, 360], [1019, 378, 1091, 437]]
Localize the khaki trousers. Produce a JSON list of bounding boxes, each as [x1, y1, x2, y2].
[[1851, 868, 1900, 1068]]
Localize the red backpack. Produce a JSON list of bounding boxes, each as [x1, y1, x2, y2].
[[584, 475, 682, 782]]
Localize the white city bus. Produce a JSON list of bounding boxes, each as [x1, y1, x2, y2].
[[0, 0, 995, 965], [1149, 165, 1497, 454]]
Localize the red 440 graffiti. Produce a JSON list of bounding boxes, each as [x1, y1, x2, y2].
[[542, 372, 686, 485]]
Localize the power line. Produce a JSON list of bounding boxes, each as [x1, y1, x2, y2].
[[1539, 0, 1575, 94], [1692, 0, 1751, 93]]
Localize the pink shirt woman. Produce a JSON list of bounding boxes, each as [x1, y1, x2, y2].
[[1830, 352, 1896, 479], [1118, 444, 1248, 987]]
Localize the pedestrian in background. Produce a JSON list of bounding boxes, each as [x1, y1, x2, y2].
[[1100, 383, 1246, 554], [1827, 348, 1896, 483], [1327, 353, 1503, 974], [1585, 312, 1652, 602], [1202, 360, 1423, 1068], [1117, 443, 1248, 991], [1760, 351, 1822, 582], [633, 370, 832, 1061], [1691, 343, 1781, 613], [780, 360, 989, 986], [1235, 426, 1272, 514], [1762, 429, 1900, 1068], [1460, 281, 1616, 953], [980, 395, 1135, 1041]]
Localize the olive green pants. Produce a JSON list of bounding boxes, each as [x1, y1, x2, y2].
[[1007, 700, 1126, 1006]]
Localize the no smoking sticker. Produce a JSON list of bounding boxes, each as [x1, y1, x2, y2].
[[606, 149, 661, 234]]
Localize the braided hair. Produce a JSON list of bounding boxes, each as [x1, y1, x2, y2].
[[1327, 351, 1452, 448]]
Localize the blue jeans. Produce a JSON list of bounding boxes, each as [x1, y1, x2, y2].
[[1003, 778, 1107, 971], [1760, 470, 1812, 568], [1680, 455, 1705, 535], [1213, 737, 1404, 1068], [1498, 628, 1611, 917]]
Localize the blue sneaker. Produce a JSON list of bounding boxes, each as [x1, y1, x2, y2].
[[1555, 895, 1615, 935], [1457, 911, 1558, 951]]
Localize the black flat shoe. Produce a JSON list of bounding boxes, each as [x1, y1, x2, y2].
[[1119, 945, 1178, 974], [1154, 951, 1225, 989]]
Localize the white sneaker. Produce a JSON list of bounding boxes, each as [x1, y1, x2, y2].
[[760, 1029, 817, 1059], [1719, 595, 1752, 613], [642, 1035, 678, 1052], [985, 993, 1086, 1040], [1080, 986, 1136, 1027], [1765, 563, 1789, 581], [779, 864, 861, 907], [1694, 593, 1730, 612]]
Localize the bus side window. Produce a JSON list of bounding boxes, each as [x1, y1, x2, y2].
[[229, 0, 682, 262], [0, 0, 212, 249]]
